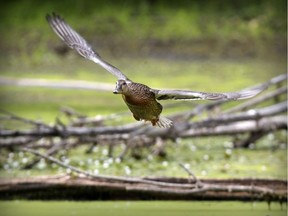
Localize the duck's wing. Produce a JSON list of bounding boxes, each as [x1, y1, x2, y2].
[[46, 13, 129, 81], [151, 85, 265, 101]]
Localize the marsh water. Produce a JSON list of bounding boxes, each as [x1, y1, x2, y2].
[[0, 201, 286, 216]]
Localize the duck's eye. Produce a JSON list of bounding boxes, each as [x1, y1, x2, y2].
[[122, 82, 126, 86]]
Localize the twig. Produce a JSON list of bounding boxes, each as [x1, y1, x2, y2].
[[60, 106, 87, 118], [233, 131, 268, 148], [0, 137, 40, 147], [22, 138, 79, 169], [0, 109, 52, 129], [179, 163, 202, 186], [21, 147, 194, 188]]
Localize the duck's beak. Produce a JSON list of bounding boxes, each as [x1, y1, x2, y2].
[[113, 80, 125, 94], [113, 84, 120, 94]]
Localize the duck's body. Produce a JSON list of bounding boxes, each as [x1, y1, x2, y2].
[[124, 94, 162, 126], [114, 81, 171, 127]]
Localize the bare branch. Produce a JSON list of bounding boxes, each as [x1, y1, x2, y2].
[[179, 163, 202, 186], [189, 102, 287, 128], [21, 147, 194, 188], [225, 86, 287, 114], [0, 137, 39, 147], [18, 147, 279, 200], [0, 109, 52, 129], [181, 116, 286, 137]]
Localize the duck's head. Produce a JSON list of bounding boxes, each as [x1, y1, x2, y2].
[[113, 80, 129, 94]]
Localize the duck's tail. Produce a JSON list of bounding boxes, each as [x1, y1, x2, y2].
[[155, 116, 173, 128]]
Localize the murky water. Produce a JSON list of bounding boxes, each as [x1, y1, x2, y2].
[[0, 201, 286, 216]]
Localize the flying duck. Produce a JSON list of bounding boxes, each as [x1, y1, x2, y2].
[[46, 13, 264, 128]]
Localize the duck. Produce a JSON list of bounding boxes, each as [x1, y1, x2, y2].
[[46, 13, 264, 128]]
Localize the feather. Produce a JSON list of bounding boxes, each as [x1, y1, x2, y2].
[[46, 13, 129, 81], [152, 85, 265, 101]]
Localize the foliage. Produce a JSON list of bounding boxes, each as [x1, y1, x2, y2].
[[0, 0, 286, 64]]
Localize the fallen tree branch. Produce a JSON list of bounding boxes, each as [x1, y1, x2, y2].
[[22, 138, 79, 169], [188, 102, 287, 128], [21, 147, 194, 188], [181, 115, 286, 137], [225, 86, 287, 114], [0, 176, 285, 201], [0, 137, 40, 147], [0, 109, 52, 129], [233, 131, 269, 148], [11, 147, 282, 201], [0, 122, 141, 137], [1, 112, 285, 139], [182, 73, 287, 121]]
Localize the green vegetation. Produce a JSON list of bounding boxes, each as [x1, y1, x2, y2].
[[1, 132, 286, 179], [0, 201, 286, 216], [0, 0, 286, 66]]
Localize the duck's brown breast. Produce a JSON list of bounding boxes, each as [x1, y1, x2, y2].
[[124, 96, 162, 121], [121, 82, 163, 121], [123, 82, 154, 105]]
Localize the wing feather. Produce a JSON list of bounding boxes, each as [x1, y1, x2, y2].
[[46, 13, 129, 81], [152, 85, 265, 101]]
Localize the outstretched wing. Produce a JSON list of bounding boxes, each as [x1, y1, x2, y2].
[[46, 13, 129, 81], [151, 85, 265, 101]]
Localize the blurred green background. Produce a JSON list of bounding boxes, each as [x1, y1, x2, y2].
[[0, 0, 287, 180], [0, 0, 286, 119]]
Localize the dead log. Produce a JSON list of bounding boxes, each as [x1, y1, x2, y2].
[[181, 115, 286, 138], [0, 175, 285, 201], [0, 122, 141, 138], [0, 148, 284, 201]]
